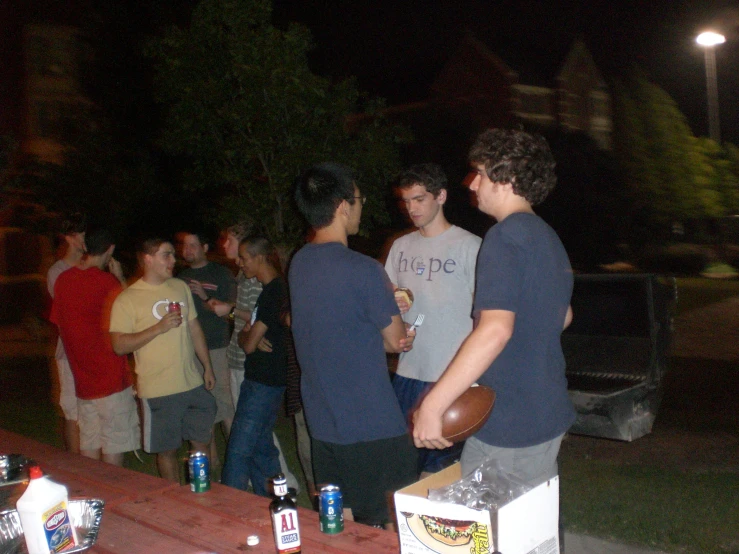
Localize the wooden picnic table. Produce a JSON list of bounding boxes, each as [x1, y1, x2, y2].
[[0, 429, 401, 553]]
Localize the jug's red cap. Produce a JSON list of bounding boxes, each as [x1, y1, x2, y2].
[[28, 466, 43, 479]]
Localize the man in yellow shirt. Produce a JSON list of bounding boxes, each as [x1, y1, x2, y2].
[[110, 238, 216, 482]]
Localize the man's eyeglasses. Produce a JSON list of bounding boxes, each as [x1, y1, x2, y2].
[[352, 195, 367, 205]]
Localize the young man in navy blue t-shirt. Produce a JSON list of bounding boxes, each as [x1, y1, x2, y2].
[[289, 162, 418, 527], [413, 129, 576, 488]]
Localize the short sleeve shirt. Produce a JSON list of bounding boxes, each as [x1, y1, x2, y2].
[[473, 213, 576, 448], [226, 274, 263, 372], [289, 242, 407, 444], [109, 278, 203, 399], [244, 277, 288, 387], [51, 267, 131, 399], [178, 262, 236, 349], [384, 226, 481, 382], [47, 259, 73, 360]]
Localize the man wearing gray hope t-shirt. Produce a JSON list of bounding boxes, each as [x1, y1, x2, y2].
[[385, 163, 481, 477]]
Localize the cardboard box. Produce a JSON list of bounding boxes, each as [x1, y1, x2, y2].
[[394, 463, 559, 554]]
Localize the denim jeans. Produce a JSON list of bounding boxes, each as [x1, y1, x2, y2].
[[393, 374, 465, 474], [222, 378, 285, 496]]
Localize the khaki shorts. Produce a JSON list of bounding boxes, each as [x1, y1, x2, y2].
[[55, 356, 78, 421], [78, 387, 141, 455], [195, 348, 235, 424]]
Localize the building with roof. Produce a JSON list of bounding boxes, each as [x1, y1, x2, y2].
[[383, 31, 611, 170]]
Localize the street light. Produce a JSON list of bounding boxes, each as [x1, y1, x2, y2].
[[696, 31, 726, 143]]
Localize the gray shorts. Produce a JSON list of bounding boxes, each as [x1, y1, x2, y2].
[[460, 434, 564, 486], [140, 386, 217, 453]]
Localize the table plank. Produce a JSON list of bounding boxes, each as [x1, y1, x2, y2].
[[162, 484, 401, 553], [110, 493, 273, 553], [0, 429, 177, 501], [2, 430, 403, 553], [164, 483, 273, 523], [90, 511, 204, 554], [34, 466, 131, 506], [0, 430, 63, 459]]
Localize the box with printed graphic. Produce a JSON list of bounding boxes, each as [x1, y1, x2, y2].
[[394, 463, 559, 554]]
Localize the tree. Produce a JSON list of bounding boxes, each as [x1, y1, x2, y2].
[[612, 71, 737, 238], [148, 0, 408, 244], [714, 141, 739, 216], [36, 123, 167, 241]]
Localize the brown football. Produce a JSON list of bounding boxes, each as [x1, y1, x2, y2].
[[441, 385, 496, 443]]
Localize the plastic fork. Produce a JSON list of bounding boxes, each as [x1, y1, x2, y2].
[[408, 313, 425, 332]]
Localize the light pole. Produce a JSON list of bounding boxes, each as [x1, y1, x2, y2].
[[696, 31, 725, 143]]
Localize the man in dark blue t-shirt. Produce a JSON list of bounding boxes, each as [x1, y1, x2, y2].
[[413, 129, 576, 489], [289, 162, 418, 527]]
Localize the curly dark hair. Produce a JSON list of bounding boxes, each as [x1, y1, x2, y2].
[[468, 129, 556, 206], [396, 163, 448, 197]]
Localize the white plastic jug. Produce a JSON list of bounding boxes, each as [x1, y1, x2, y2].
[[16, 466, 79, 554]]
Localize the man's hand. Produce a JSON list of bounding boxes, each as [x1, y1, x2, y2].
[[108, 257, 126, 285], [207, 298, 232, 317], [395, 295, 411, 315], [111, 310, 181, 356], [400, 324, 416, 352], [158, 311, 183, 332], [257, 337, 273, 353], [412, 402, 453, 450], [237, 322, 253, 350], [188, 279, 208, 300], [203, 368, 216, 391]]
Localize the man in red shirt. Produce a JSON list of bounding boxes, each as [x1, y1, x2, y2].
[[51, 228, 140, 466]]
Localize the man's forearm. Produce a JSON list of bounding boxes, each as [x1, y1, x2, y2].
[[234, 307, 251, 322], [382, 315, 408, 353], [111, 325, 162, 356], [424, 311, 514, 416], [190, 319, 213, 372]]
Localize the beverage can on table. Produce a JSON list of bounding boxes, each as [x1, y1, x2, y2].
[[188, 452, 210, 493], [318, 484, 343, 534]]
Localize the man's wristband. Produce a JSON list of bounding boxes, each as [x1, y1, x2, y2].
[[228, 306, 236, 320]]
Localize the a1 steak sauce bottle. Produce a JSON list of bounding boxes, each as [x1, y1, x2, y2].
[[270, 473, 301, 553]]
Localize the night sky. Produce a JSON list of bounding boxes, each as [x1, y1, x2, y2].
[[2, 0, 738, 144], [272, 0, 739, 144]]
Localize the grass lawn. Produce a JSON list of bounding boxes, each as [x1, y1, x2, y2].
[[561, 458, 739, 554]]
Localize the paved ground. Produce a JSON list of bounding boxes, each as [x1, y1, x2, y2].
[[672, 295, 739, 360], [566, 532, 668, 554]]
